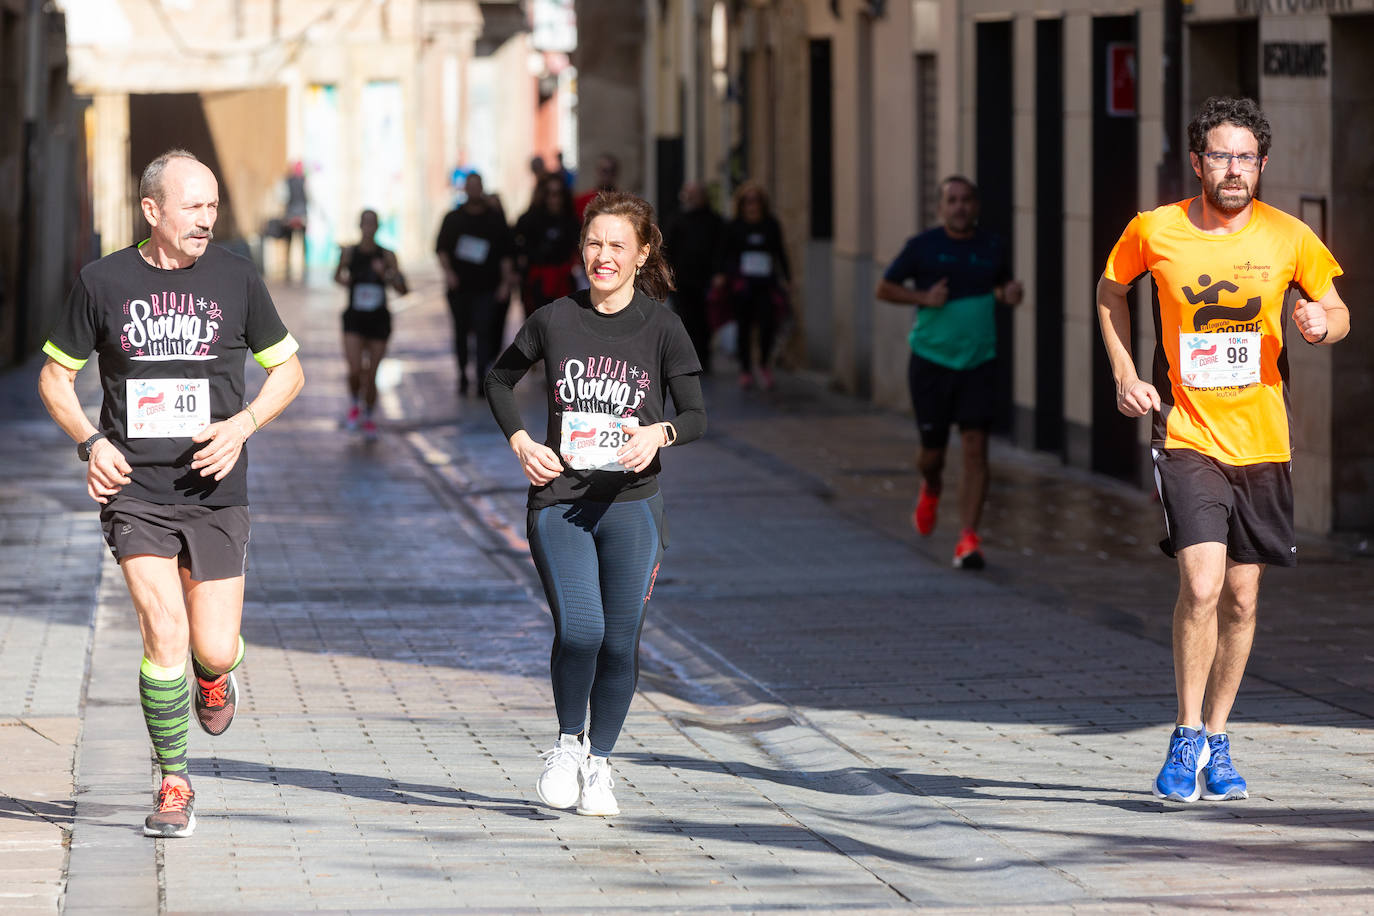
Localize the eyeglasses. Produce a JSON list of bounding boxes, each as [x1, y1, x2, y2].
[[1200, 151, 1262, 171]]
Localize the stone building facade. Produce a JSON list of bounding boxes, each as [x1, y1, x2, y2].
[[0, 0, 88, 367], [629, 0, 1372, 533], [60, 0, 538, 272]]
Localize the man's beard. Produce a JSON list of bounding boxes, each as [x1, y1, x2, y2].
[[1204, 177, 1255, 214]]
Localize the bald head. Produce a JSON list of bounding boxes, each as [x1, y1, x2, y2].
[[140, 150, 205, 207]]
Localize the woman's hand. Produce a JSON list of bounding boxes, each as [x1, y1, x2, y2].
[[616, 423, 667, 474], [510, 430, 564, 485]]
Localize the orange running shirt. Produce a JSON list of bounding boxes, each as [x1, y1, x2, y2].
[[1103, 198, 1341, 466]]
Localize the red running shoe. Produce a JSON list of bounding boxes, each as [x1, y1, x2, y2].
[[953, 529, 985, 570], [144, 774, 196, 838], [912, 483, 939, 536]]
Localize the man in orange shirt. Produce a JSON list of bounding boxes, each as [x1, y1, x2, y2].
[[1098, 97, 1350, 802]]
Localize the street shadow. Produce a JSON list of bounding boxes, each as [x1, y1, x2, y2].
[[197, 757, 558, 821], [624, 808, 1374, 875], [0, 796, 75, 827], [621, 752, 1168, 814]]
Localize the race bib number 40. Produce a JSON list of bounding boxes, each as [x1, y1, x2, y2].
[[561, 411, 640, 471], [1179, 331, 1261, 389], [127, 379, 209, 438]]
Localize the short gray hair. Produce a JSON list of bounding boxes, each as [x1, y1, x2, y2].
[[139, 149, 200, 205]]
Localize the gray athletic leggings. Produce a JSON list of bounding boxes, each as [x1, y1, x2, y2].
[[527, 493, 665, 757]]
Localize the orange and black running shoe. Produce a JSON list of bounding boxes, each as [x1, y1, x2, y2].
[[912, 483, 939, 536], [953, 529, 985, 570], [193, 670, 238, 736], [144, 774, 196, 838]]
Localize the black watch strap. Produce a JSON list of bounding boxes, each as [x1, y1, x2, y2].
[[78, 432, 105, 461]]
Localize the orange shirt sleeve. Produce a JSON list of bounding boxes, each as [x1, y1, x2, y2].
[[1103, 214, 1146, 285], [1293, 226, 1342, 302]]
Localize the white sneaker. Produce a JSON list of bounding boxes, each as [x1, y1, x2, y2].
[[536, 733, 585, 809], [577, 755, 620, 816]]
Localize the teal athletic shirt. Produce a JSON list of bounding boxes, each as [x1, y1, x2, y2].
[[882, 226, 1010, 371]]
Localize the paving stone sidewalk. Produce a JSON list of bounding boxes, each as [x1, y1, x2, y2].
[[3, 268, 1371, 913]]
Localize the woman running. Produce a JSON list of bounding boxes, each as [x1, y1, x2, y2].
[[485, 191, 707, 816], [335, 209, 407, 439], [713, 181, 791, 390]]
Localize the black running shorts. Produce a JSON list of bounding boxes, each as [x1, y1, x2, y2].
[[907, 353, 997, 450], [342, 308, 392, 341], [100, 496, 251, 580], [1152, 447, 1296, 567]]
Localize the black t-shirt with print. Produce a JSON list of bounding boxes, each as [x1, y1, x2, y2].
[[44, 243, 294, 506], [489, 289, 702, 509]]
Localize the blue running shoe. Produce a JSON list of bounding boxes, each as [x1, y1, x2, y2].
[[1153, 726, 1210, 802], [1202, 733, 1249, 800]]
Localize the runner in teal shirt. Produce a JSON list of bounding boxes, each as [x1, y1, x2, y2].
[[876, 175, 1023, 569]]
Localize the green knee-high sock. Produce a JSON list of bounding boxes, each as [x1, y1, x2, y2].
[[139, 658, 190, 777], [191, 635, 245, 681]]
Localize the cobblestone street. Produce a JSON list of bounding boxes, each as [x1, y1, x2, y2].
[[3, 272, 1372, 913]]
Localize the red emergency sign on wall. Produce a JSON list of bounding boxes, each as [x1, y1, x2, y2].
[[1106, 42, 1136, 117]]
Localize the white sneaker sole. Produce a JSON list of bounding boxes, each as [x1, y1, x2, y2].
[[1202, 787, 1249, 801], [576, 800, 620, 817], [1151, 743, 1210, 802], [144, 812, 196, 838]]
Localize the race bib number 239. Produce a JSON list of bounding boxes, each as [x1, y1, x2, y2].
[[560, 411, 640, 471]]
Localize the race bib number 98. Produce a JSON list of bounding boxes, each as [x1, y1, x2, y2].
[[127, 379, 210, 438], [561, 411, 640, 471], [1179, 332, 1261, 389]]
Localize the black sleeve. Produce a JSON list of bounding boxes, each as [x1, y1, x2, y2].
[[435, 212, 457, 257], [44, 273, 100, 365], [882, 237, 920, 285], [483, 311, 547, 440], [666, 373, 706, 446], [244, 268, 292, 356], [771, 218, 791, 283]]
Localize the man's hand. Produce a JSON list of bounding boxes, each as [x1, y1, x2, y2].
[[510, 430, 564, 485], [924, 277, 950, 308], [87, 439, 132, 504], [1117, 378, 1161, 417], [1292, 297, 1329, 343], [616, 423, 666, 474], [999, 280, 1024, 306], [190, 416, 251, 481]]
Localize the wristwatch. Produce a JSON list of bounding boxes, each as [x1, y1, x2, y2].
[[77, 432, 105, 461], [661, 423, 677, 447]]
